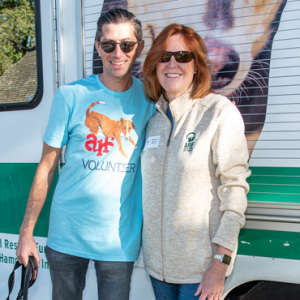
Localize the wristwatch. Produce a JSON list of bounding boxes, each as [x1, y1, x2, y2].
[[214, 254, 231, 265]]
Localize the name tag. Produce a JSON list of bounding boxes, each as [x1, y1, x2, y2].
[[144, 136, 160, 150]]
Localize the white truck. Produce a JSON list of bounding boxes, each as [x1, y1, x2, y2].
[[0, 0, 299, 299]]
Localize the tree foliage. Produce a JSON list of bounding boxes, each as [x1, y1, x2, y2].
[[0, 0, 35, 76]]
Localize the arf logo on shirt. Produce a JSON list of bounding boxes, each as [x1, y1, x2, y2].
[[184, 132, 196, 152], [84, 101, 137, 158]]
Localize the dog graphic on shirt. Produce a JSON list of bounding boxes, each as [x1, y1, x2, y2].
[[85, 101, 137, 158]]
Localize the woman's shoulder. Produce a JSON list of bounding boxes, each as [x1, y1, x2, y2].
[[197, 93, 233, 111]]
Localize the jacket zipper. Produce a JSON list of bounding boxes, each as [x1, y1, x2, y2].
[[159, 106, 173, 280], [166, 108, 174, 147], [167, 133, 171, 147]]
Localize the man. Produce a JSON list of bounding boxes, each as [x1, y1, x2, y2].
[[16, 8, 155, 300]]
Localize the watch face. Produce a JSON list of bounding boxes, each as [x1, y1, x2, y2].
[[222, 254, 231, 265]]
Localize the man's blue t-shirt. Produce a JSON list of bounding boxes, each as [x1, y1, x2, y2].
[[44, 74, 156, 261]]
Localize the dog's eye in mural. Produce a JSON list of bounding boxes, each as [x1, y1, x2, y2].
[[93, 0, 287, 156]]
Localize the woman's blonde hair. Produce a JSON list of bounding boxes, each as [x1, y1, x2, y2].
[[143, 23, 213, 101]]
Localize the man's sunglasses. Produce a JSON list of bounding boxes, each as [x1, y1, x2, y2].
[[160, 51, 195, 63], [99, 40, 138, 53]]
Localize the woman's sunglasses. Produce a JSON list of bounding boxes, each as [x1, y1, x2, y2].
[[160, 51, 195, 63], [99, 41, 138, 53]]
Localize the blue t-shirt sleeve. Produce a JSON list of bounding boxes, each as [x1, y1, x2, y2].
[[146, 100, 157, 123], [43, 89, 70, 148], [152, 101, 157, 115]]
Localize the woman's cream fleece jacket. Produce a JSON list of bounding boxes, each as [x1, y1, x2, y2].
[[141, 91, 250, 284]]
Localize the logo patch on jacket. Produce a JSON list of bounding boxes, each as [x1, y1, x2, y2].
[[184, 132, 196, 152]]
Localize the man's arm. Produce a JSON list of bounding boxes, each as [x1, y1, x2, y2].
[[16, 142, 62, 267]]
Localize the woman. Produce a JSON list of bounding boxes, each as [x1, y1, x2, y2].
[[141, 24, 250, 300]]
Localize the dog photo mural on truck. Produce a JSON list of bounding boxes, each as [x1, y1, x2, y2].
[[93, 0, 287, 156]]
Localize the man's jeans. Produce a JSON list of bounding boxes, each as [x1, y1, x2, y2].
[[45, 246, 134, 300]]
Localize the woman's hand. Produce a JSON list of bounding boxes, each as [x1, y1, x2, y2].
[[194, 260, 227, 300], [195, 246, 231, 300]]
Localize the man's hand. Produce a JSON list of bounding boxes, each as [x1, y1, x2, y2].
[[15, 144, 61, 268], [16, 232, 40, 267]]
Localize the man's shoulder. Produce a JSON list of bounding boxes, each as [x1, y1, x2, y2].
[[132, 76, 144, 93], [131, 77, 150, 101], [57, 75, 98, 96], [131, 77, 156, 115], [65, 74, 97, 88]]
